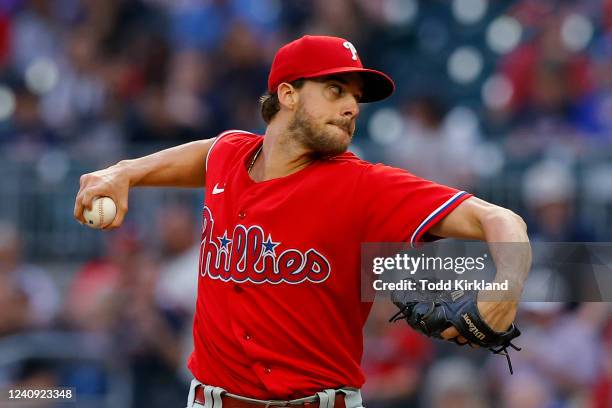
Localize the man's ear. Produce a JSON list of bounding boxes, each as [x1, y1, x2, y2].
[[277, 82, 298, 110]]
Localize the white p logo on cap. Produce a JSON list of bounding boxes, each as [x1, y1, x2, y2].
[[343, 41, 358, 60]]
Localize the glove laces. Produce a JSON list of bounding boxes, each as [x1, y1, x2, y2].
[[490, 341, 521, 375]]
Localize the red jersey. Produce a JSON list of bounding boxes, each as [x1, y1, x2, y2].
[[188, 130, 471, 399]]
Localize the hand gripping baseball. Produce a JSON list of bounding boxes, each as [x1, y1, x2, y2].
[[390, 286, 521, 374], [74, 164, 130, 229]]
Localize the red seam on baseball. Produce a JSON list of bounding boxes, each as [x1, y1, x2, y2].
[[98, 199, 104, 227]]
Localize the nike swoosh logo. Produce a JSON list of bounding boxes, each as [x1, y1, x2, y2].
[[212, 183, 225, 195]]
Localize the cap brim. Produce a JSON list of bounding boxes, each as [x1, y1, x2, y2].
[[302, 67, 395, 103]]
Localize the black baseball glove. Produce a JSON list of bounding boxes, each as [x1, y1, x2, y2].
[[389, 279, 521, 374]]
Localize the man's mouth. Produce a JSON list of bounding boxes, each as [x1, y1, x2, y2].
[[329, 122, 352, 135]]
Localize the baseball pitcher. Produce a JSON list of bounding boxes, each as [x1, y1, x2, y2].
[[74, 35, 531, 408]]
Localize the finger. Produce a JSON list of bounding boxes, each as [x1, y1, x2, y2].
[[441, 326, 459, 340], [104, 212, 123, 230], [455, 335, 469, 345], [104, 200, 127, 230], [75, 187, 104, 225], [75, 175, 91, 221], [80, 189, 97, 211], [73, 189, 90, 224], [452, 335, 481, 348], [74, 192, 84, 223], [441, 327, 476, 347]]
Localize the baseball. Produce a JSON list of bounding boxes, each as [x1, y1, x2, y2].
[[83, 196, 117, 229]]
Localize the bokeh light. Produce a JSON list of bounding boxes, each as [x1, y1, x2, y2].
[[368, 107, 404, 145], [486, 16, 522, 54], [448, 46, 483, 84], [561, 13, 593, 52], [382, 0, 419, 25], [471, 143, 504, 177], [443, 105, 480, 139], [452, 0, 488, 25], [25, 58, 59, 95], [0, 86, 16, 121], [482, 74, 513, 110]]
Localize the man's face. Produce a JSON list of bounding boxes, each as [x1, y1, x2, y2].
[[287, 73, 363, 158]]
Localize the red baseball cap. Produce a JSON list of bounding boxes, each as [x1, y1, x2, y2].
[[268, 35, 395, 103]]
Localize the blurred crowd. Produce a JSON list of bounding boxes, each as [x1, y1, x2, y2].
[[0, 204, 199, 407], [1, 0, 612, 407]]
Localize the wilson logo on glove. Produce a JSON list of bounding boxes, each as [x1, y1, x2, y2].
[[462, 313, 486, 340]]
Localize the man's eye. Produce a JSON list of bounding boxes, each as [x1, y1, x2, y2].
[[330, 85, 342, 95]]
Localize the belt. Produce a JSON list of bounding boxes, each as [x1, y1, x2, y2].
[[194, 386, 346, 408]]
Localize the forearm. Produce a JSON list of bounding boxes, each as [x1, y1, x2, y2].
[[424, 197, 531, 334], [74, 138, 215, 227], [481, 208, 532, 303], [427, 198, 532, 298], [121, 139, 212, 188]]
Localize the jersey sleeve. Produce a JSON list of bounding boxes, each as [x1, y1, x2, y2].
[[205, 129, 256, 174], [359, 163, 472, 246]]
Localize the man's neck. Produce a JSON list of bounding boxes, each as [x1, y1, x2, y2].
[[249, 123, 315, 182]]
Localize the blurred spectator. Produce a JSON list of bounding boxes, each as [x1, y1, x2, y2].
[[10, 0, 63, 75], [494, 6, 596, 158], [64, 226, 187, 407], [522, 160, 594, 241], [154, 202, 200, 380], [422, 357, 489, 408], [0, 9, 9, 67], [500, 371, 557, 408], [164, 0, 231, 52], [382, 97, 479, 190], [62, 228, 138, 332], [574, 32, 612, 142], [522, 161, 604, 304], [163, 50, 218, 136], [592, 318, 612, 408], [362, 301, 433, 407], [0, 79, 55, 160], [499, 11, 592, 122], [0, 220, 59, 336], [215, 20, 271, 131], [111, 251, 187, 408], [39, 25, 107, 130], [303, 0, 370, 41], [155, 203, 199, 314], [488, 303, 609, 407]]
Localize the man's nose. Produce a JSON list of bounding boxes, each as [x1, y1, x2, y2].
[[342, 97, 360, 118]]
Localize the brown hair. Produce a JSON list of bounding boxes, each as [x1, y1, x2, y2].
[[260, 79, 305, 124]]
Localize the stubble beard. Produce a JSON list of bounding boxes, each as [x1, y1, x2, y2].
[[287, 103, 353, 159]]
